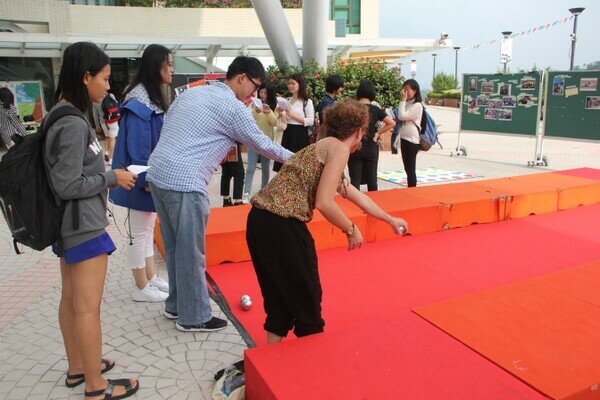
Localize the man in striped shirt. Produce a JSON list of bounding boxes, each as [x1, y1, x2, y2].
[[147, 56, 293, 332], [0, 88, 28, 150]]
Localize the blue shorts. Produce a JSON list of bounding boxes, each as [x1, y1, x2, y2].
[[52, 232, 116, 265]]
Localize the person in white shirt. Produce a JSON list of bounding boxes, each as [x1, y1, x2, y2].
[[273, 73, 314, 172], [394, 79, 423, 187]]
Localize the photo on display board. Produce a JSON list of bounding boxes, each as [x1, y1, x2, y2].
[[484, 108, 498, 120], [498, 109, 513, 121], [580, 78, 598, 92], [489, 99, 502, 108], [469, 77, 478, 92], [552, 76, 565, 96], [520, 77, 536, 90], [502, 96, 516, 108], [499, 83, 511, 96], [518, 94, 533, 105], [476, 95, 489, 107], [481, 81, 494, 94], [585, 96, 600, 110]]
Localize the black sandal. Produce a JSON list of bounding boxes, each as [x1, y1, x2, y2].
[[84, 378, 139, 399], [65, 358, 115, 388]]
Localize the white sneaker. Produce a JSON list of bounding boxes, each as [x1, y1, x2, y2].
[[132, 283, 168, 302], [149, 274, 169, 293], [242, 192, 250, 204]]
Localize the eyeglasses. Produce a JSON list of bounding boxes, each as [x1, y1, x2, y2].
[[247, 75, 261, 91]]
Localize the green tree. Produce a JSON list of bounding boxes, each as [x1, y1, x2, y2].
[[266, 59, 403, 108], [431, 73, 457, 92]]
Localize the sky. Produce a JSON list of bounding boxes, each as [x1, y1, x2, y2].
[[379, 0, 599, 91]]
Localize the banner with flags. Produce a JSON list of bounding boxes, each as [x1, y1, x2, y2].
[[459, 16, 574, 51]]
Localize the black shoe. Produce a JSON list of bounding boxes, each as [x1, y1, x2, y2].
[[162, 309, 178, 320], [176, 317, 228, 332], [223, 198, 233, 207], [214, 360, 244, 381]]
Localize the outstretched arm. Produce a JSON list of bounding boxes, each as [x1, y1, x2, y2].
[[341, 179, 408, 235]]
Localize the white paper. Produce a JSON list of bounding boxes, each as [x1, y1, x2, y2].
[[252, 97, 263, 109], [277, 97, 290, 111], [128, 165, 150, 175]]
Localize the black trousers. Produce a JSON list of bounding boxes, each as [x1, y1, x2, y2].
[[246, 207, 324, 338], [348, 152, 379, 191], [390, 130, 399, 154], [273, 124, 309, 172], [220, 144, 244, 199], [400, 139, 420, 187]]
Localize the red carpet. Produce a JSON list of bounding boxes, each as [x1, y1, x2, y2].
[[208, 205, 600, 347], [206, 205, 600, 399], [556, 167, 600, 181], [414, 261, 600, 400], [245, 313, 544, 400]]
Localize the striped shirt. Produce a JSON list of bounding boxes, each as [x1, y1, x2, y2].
[[147, 82, 292, 196], [0, 106, 27, 149]]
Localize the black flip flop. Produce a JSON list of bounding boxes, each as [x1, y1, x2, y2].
[[84, 378, 139, 400], [65, 358, 116, 388]]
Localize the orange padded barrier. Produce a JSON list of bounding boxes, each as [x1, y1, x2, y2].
[[307, 196, 367, 251], [405, 182, 509, 228], [154, 197, 368, 266], [205, 204, 253, 266], [154, 170, 600, 267], [473, 177, 559, 218], [414, 261, 600, 400], [513, 172, 600, 210], [363, 189, 447, 242]]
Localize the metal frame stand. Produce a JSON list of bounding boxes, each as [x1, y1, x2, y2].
[[450, 130, 467, 157], [528, 123, 549, 166], [528, 71, 549, 167]]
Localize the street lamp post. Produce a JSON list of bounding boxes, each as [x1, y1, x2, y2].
[[432, 53, 437, 80], [453, 47, 460, 87], [569, 7, 585, 70], [501, 31, 513, 73]]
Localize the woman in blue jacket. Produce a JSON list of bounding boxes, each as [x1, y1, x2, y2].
[[110, 44, 173, 302]]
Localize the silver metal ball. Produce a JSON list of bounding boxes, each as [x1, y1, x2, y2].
[[241, 299, 252, 310], [240, 295, 251, 303]]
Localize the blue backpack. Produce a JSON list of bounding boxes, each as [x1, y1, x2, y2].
[[392, 105, 437, 151], [417, 107, 438, 151]]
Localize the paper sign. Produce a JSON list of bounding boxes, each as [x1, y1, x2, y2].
[[565, 86, 579, 98], [128, 165, 150, 175], [252, 97, 263, 109], [277, 97, 291, 111]]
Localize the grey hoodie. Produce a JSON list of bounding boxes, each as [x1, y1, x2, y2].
[[44, 103, 117, 250]]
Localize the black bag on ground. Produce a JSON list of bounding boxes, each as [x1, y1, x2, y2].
[[0, 105, 85, 254]]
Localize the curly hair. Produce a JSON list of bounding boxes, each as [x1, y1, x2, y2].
[[322, 99, 369, 141]]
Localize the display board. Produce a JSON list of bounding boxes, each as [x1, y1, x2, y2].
[[0, 80, 46, 122], [460, 72, 542, 135], [543, 70, 600, 141]]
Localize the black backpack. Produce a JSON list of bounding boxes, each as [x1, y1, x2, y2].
[[0, 105, 85, 254]]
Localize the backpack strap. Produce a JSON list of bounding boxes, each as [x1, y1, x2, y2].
[[42, 105, 88, 231]]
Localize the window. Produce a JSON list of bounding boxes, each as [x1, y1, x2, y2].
[[330, 0, 360, 35]]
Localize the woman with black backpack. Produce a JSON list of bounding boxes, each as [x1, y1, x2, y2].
[[45, 42, 139, 399]]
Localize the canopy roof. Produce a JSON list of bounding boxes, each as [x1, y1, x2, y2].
[[0, 32, 450, 62]]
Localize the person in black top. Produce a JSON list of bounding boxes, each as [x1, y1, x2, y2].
[[347, 80, 395, 191], [316, 74, 345, 126]]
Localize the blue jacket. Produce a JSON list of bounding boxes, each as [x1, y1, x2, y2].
[[109, 99, 164, 212]]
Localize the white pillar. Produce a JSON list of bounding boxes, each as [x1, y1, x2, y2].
[[251, 0, 302, 68], [302, 0, 329, 67]]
